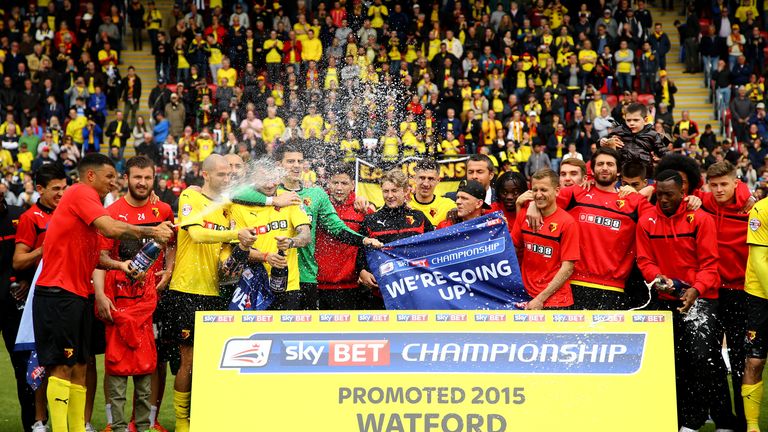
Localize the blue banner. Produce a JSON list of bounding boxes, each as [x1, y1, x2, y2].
[[366, 212, 529, 310]]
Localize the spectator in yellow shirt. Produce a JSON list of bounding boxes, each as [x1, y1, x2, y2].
[[65, 108, 88, 146], [301, 104, 325, 139], [368, 0, 388, 29], [262, 107, 286, 144], [302, 29, 323, 63], [216, 57, 237, 87]]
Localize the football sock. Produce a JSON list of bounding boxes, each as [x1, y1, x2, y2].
[[48, 376, 71, 432], [67, 383, 86, 432], [174, 391, 191, 432], [743, 381, 763, 431]]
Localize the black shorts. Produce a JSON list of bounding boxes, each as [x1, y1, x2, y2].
[[154, 290, 179, 366], [571, 284, 628, 311], [745, 293, 768, 359], [163, 290, 227, 346], [33, 287, 92, 367], [87, 295, 106, 355]]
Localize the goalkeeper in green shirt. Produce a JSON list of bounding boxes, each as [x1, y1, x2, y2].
[[233, 142, 383, 309]]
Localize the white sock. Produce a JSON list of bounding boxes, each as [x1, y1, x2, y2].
[[105, 403, 113, 424], [679, 427, 699, 432], [149, 405, 158, 426]]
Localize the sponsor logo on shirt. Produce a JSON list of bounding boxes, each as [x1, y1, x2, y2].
[[525, 241, 553, 258], [579, 213, 622, 231], [182, 204, 192, 216], [750, 218, 762, 231], [255, 219, 289, 234]]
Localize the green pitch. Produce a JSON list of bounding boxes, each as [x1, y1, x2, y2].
[[0, 350, 176, 432]]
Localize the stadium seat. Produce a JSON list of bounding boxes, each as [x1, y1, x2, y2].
[[605, 95, 618, 107]]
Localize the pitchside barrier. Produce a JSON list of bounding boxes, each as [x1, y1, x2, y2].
[[190, 310, 676, 431]]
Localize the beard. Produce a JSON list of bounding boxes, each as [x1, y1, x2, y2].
[[595, 173, 617, 187], [128, 185, 151, 201]]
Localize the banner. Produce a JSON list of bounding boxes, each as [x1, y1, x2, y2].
[[356, 157, 469, 208], [366, 212, 528, 310], [191, 310, 677, 431]]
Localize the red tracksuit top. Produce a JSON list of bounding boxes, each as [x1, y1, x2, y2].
[[316, 193, 369, 290], [697, 182, 751, 290], [636, 201, 720, 300], [557, 186, 652, 291]]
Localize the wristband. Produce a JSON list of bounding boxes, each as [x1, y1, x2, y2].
[[266, 196, 273, 206], [288, 238, 295, 249]]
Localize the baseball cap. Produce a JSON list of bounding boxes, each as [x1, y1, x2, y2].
[[457, 180, 490, 209], [41, 145, 50, 152], [83, 13, 93, 21], [157, 77, 166, 84], [659, 70, 667, 77], [758, 102, 766, 109]]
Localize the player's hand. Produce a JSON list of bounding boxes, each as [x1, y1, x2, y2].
[[363, 237, 383, 248], [526, 201, 543, 232], [579, 179, 594, 192], [678, 288, 699, 314], [152, 221, 175, 244], [354, 195, 370, 213], [12, 280, 30, 302], [684, 195, 702, 211], [275, 235, 294, 251], [516, 190, 534, 209], [149, 190, 159, 205], [238, 228, 258, 249], [95, 293, 116, 323], [273, 191, 301, 207], [617, 185, 637, 198], [740, 195, 758, 214], [638, 185, 655, 201], [155, 268, 173, 291], [525, 297, 545, 310], [266, 252, 287, 268], [358, 269, 379, 289]]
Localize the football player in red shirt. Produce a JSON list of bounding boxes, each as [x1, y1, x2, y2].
[[511, 168, 580, 310], [636, 169, 721, 431], [94, 156, 175, 432], [32, 154, 173, 432], [12, 164, 67, 431]]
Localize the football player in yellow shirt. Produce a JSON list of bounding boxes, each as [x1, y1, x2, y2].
[[169, 155, 257, 432], [230, 160, 312, 307], [742, 197, 768, 432]]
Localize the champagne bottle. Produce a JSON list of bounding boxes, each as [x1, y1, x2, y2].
[[128, 241, 163, 279], [269, 250, 288, 293]]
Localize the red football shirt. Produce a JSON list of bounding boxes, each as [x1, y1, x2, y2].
[[511, 206, 580, 307], [36, 184, 110, 298], [557, 186, 652, 291], [99, 197, 175, 294]]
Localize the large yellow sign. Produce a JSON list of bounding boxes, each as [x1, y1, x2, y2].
[[191, 311, 676, 431]]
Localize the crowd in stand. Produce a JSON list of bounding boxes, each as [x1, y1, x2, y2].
[[2, 0, 768, 215]]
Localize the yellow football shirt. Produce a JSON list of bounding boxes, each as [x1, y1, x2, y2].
[[230, 203, 310, 292], [746, 198, 768, 299], [170, 190, 233, 296], [409, 194, 456, 226]]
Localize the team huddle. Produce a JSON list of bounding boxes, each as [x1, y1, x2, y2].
[[4, 122, 768, 432]]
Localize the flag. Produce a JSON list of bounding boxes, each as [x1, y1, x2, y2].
[[366, 212, 530, 310]]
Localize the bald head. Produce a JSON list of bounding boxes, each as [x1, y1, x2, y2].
[[202, 154, 228, 172], [201, 154, 232, 196]]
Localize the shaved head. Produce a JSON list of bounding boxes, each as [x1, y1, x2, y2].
[[202, 154, 228, 172]]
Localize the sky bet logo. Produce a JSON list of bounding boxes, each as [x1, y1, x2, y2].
[[282, 340, 390, 366]]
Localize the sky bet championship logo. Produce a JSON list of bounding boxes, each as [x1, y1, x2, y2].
[[220, 333, 646, 374]]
